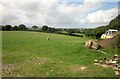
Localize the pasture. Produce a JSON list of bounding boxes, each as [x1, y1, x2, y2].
[[2, 31, 116, 77]]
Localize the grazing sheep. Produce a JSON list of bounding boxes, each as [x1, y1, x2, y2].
[[47, 37, 49, 40]]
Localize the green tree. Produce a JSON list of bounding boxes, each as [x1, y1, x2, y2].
[[18, 24, 27, 30], [67, 29, 75, 35], [13, 25, 18, 30], [32, 26, 38, 30], [47, 27, 56, 33], [41, 25, 48, 32], [4, 25, 12, 31], [1, 25, 5, 31]]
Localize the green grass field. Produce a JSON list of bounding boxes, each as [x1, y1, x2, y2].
[[2, 31, 117, 77]]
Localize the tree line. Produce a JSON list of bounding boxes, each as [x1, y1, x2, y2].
[[1, 24, 28, 31], [1, 24, 57, 32], [1, 24, 85, 37], [41, 25, 84, 37], [1, 14, 119, 39]]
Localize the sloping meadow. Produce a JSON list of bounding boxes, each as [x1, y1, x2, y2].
[[2, 31, 117, 77]]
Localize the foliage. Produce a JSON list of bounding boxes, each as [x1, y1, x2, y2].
[[32, 26, 38, 30], [18, 24, 28, 30], [47, 27, 56, 33], [4, 25, 12, 31], [2, 24, 28, 31], [41, 25, 57, 33], [67, 29, 75, 35], [85, 15, 120, 39], [13, 25, 18, 31], [1, 25, 5, 31], [41, 25, 48, 32]]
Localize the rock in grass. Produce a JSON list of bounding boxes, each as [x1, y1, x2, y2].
[[85, 40, 92, 48], [17, 74, 20, 77], [50, 70, 54, 72], [46, 72, 49, 75], [60, 61, 63, 64], [94, 63, 100, 66], [85, 40, 100, 50], [115, 70, 120, 76], [110, 61, 117, 64], [105, 60, 112, 65], [101, 64, 108, 68], [91, 41, 100, 50], [94, 60, 99, 63], [81, 67, 86, 70]]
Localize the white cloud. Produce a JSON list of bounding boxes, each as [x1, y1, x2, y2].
[[0, 0, 118, 28], [1, 0, 119, 2], [57, 0, 102, 14], [86, 7, 118, 24]]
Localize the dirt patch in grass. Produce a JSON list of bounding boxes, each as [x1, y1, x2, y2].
[[69, 65, 87, 73], [26, 56, 48, 65], [2, 57, 49, 77], [2, 64, 15, 76]]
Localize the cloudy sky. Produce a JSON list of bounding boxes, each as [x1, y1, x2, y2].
[[0, 0, 119, 28]]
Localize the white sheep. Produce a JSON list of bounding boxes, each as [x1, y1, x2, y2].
[[47, 37, 49, 40]]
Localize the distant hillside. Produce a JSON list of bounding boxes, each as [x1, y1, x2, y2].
[[85, 14, 120, 39]]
